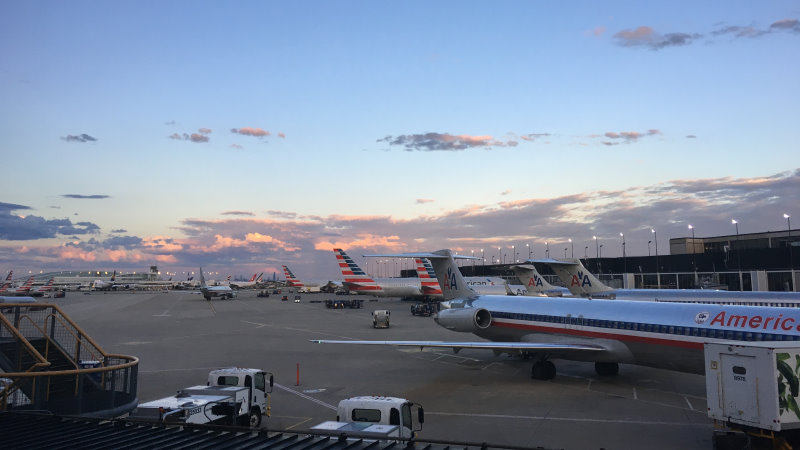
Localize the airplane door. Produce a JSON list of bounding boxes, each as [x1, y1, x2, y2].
[[720, 354, 759, 424]]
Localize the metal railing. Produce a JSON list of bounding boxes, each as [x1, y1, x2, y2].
[[0, 303, 138, 417]]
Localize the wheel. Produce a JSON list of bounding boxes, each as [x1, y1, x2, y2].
[[248, 408, 262, 427], [595, 362, 619, 376], [531, 361, 556, 380]]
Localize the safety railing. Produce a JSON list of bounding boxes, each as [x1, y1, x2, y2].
[[0, 303, 138, 417]]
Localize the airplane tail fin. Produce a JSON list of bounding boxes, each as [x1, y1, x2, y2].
[[20, 276, 35, 291], [249, 273, 257, 282], [333, 249, 381, 293], [422, 250, 475, 301], [282, 265, 305, 288], [256, 272, 264, 282], [41, 278, 55, 291], [511, 264, 561, 296], [531, 258, 613, 296], [110, 270, 116, 282], [415, 258, 442, 296], [5, 270, 12, 281], [199, 267, 207, 288]]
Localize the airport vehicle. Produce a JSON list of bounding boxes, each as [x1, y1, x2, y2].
[[410, 303, 435, 317], [325, 299, 363, 309], [281, 295, 288, 301], [0, 276, 35, 296], [129, 367, 273, 427], [310, 396, 423, 440], [199, 267, 236, 300], [313, 249, 800, 380], [372, 310, 390, 328], [705, 342, 800, 448], [510, 264, 569, 297], [534, 258, 800, 306], [256, 290, 270, 298]]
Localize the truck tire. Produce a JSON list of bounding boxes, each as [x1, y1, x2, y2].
[[249, 408, 262, 427]]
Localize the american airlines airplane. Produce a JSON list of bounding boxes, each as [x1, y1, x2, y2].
[[313, 249, 800, 380], [199, 267, 236, 300], [333, 249, 424, 297], [510, 264, 570, 297], [0, 276, 35, 296], [415, 257, 511, 296], [534, 258, 800, 306], [230, 273, 263, 289], [29, 278, 55, 297]]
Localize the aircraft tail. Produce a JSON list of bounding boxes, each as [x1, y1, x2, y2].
[[333, 249, 381, 293], [256, 272, 264, 282], [40, 278, 55, 292], [199, 267, 207, 288], [421, 250, 475, 301], [282, 265, 305, 288], [4, 270, 12, 282], [19, 276, 35, 292], [415, 258, 442, 296], [110, 270, 116, 282], [531, 258, 613, 296], [510, 264, 561, 296]]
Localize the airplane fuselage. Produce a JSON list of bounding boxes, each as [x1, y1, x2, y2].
[[456, 295, 800, 375]]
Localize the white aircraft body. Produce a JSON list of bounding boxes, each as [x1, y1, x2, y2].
[[29, 278, 55, 297], [230, 273, 264, 289], [199, 267, 236, 300], [535, 258, 800, 306], [415, 257, 510, 296], [312, 249, 800, 380], [510, 264, 570, 297]]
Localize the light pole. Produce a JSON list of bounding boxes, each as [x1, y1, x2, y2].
[[564, 247, 567, 258], [620, 232, 626, 283], [786, 213, 793, 291], [648, 240, 651, 257], [585, 246, 588, 258], [545, 241, 549, 258], [569, 238, 573, 258], [688, 224, 696, 272], [593, 235, 600, 273], [512, 245, 515, 265], [733, 219, 742, 291], [652, 228, 660, 288], [481, 248, 485, 275], [497, 247, 501, 266], [527, 243, 531, 259]]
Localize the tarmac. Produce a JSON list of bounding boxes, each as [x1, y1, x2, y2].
[[54, 289, 714, 449]]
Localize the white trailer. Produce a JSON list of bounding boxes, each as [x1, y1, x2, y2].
[[129, 368, 273, 427], [705, 342, 800, 447], [311, 396, 423, 440]]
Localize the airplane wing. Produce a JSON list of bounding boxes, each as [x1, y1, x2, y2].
[[310, 339, 606, 352]]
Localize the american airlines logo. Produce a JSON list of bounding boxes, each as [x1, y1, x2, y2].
[[694, 312, 710, 324], [570, 271, 592, 287], [444, 267, 458, 291], [707, 311, 800, 331], [528, 275, 544, 287]]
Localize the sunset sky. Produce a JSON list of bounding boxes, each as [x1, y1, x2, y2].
[[1, 1, 798, 280]]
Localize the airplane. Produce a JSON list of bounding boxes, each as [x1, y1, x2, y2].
[[230, 273, 263, 289], [92, 271, 117, 290], [510, 264, 570, 297], [333, 249, 424, 297], [283, 265, 306, 290], [415, 258, 511, 296], [533, 257, 800, 306], [0, 276, 36, 296], [29, 278, 55, 297], [312, 249, 800, 380], [282, 265, 340, 293], [199, 267, 236, 300]]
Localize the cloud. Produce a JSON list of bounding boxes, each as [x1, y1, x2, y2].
[[770, 19, 800, 34], [168, 128, 211, 143], [686, 135, 697, 139], [61, 134, 97, 143], [500, 190, 511, 196], [599, 129, 661, 146], [377, 133, 518, 152], [519, 133, 550, 142], [61, 194, 110, 199], [222, 211, 254, 216], [230, 144, 243, 149], [277, 132, 286, 138], [231, 127, 270, 137], [111, 229, 127, 233], [267, 210, 298, 219], [589, 26, 606, 37], [416, 199, 434, 204], [613, 26, 700, 50], [164, 120, 176, 126], [0, 202, 101, 240]]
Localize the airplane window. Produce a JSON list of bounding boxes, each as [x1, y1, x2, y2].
[[734, 331, 743, 340], [744, 332, 753, 341]]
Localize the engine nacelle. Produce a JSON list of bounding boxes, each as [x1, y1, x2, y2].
[[434, 307, 492, 333]]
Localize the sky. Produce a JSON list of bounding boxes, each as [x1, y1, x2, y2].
[[1, 1, 798, 281]]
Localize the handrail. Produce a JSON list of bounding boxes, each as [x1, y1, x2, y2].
[[1, 354, 139, 377], [17, 315, 80, 371], [42, 312, 105, 364], [39, 303, 112, 359], [0, 312, 51, 371]]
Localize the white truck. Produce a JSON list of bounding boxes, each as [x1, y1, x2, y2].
[[311, 396, 424, 440], [372, 310, 390, 328], [129, 368, 273, 427], [705, 342, 800, 448]]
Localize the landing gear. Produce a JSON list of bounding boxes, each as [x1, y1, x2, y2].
[[595, 362, 619, 376], [531, 360, 556, 380]]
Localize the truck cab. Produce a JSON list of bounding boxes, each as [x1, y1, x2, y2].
[[208, 368, 273, 425], [312, 396, 423, 439]]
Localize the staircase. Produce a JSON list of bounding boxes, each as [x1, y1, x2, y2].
[[0, 303, 138, 417]]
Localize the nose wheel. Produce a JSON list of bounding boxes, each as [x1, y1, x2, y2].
[[531, 360, 556, 380]]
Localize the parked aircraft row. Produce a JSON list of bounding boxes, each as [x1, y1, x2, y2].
[[313, 249, 800, 381]]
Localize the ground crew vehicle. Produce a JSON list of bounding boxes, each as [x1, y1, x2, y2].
[[129, 368, 273, 427], [705, 342, 800, 448], [410, 303, 434, 316], [372, 310, 390, 328], [311, 396, 423, 439]]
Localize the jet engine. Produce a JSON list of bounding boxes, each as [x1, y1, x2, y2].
[[434, 307, 492, 332]]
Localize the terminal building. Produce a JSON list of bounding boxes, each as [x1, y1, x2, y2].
[[454, 228, 799, 292]]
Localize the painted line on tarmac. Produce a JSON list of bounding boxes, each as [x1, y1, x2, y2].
[[274, 383, 337, 410], [425, 411, 710, 427]]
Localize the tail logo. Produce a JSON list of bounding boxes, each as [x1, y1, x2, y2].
[[571, 271, 592, 287], [528, 275, 544, 287], [445, 267, 458, 291]]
